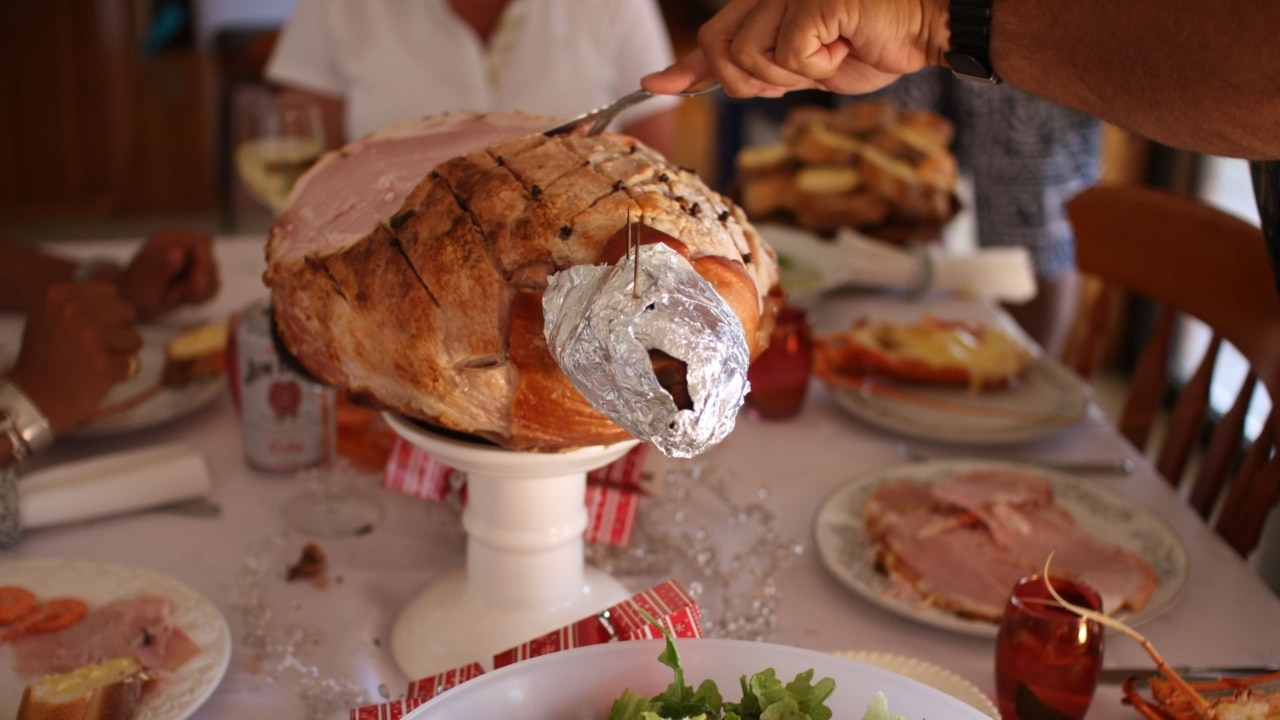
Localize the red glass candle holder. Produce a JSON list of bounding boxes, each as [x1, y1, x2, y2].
[[745, 305, 813, 419], [995, 575, 1104, 720]]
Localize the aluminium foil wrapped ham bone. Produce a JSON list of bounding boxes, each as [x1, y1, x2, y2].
[[544, 242, 750, 458], [264, 110, 779, 455]]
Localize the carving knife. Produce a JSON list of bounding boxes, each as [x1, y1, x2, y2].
[[1099, 666, 1280, 684]]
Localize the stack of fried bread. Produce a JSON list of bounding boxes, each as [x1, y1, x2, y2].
[[735, 101, 959, 239], [161, 320, 228, 387], [17, 656, 147, 720]]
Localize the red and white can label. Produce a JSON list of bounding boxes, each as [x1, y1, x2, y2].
[[235, 297, 327, 472]]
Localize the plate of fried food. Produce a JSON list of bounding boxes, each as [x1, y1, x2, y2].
[[814, 315, 1089, 444]]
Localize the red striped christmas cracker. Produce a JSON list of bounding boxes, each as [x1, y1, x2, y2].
[[381, 438, 645, 546], [405, 662, 486, 700], [381, 438, 456, 501], [587, 443, 649, 488], [492, 579, 701, 668], [349, 580, 700, 717], [584, 482, 640, 547], [348, 696, 430, 720]]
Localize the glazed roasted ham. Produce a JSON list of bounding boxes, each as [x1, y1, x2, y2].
[[265, 111, 779, 452], [867, 468, 1158, 622]]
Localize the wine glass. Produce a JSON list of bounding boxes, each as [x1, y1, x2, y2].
[[995, 574, 1105, 720], [279, 382, 385, 538], [234, 91, 325, 211], [233, 299, 384, 538]]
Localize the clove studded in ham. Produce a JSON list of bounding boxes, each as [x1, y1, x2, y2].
[[866, 468, 1158, 623], [265, 111, 780, 452]]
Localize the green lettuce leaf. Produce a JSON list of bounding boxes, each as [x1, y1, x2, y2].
[[606, 610, 844, 720]]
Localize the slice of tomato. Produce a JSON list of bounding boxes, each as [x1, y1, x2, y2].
[[0, 587, 37, 625], [2, 597, 88, 642]]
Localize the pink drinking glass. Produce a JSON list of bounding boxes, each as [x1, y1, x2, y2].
[[995, 575, 1105, 720]]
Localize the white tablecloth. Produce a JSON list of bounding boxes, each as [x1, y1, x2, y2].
[[2, 235, 1278, 719]]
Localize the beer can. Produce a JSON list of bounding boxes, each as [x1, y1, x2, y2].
[[232, 297, 328, 472]]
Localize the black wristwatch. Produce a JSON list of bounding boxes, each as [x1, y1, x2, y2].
[[944, 0, 1002, 84]]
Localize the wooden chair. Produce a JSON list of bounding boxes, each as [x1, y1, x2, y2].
[[1065, 184, 1280, 557]]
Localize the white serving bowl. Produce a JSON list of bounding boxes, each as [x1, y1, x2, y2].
[[404, 638, 991, 719]]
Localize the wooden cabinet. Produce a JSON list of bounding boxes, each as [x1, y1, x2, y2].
[[0, 1, 218, 220]]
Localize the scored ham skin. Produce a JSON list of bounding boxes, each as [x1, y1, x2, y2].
[[266, 111, 779, 452]]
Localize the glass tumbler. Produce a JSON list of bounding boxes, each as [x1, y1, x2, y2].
[[995, 575, 1104, 720], [745, 305, 813, 419]]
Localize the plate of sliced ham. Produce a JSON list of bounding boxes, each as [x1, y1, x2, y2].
[[813, 460, 1188, 637], [0, 558, 231, 720]]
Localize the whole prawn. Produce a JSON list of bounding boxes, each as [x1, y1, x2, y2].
[[1042, 555, 1280, 720]]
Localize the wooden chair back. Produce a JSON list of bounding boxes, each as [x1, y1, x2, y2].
[[1065, 184, 1280, 557]]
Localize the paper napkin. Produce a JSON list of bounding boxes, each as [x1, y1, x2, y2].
[[19, 443, 211, 529]]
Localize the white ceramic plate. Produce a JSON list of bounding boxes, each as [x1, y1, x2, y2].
[[833, 650, 998, 718], [0, 324, 226, 437], [404, 638, 992, 719], [0, 558, 232, 720], [823, 354, 1090, 445], [74, 325, 226, 436], [813, 460, 1189, 637], [756, 223, 845, 308]]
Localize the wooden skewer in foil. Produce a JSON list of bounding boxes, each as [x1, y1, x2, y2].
[[628, 208, 640, 298]]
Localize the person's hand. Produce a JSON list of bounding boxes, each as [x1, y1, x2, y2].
[[118, 227, 220, 322], [642, 0, 945, 99], [6, 283, 144, 436]]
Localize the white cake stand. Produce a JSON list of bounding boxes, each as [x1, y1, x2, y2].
[[384, 413, 640, 679]]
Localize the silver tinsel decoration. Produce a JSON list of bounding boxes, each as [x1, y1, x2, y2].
[[232, 531, 369, 719], [587, 460, 805, 640]]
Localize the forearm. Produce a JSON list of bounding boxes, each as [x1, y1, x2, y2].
[[0, 238, 76, 312], [987, 0, 1280, 159]]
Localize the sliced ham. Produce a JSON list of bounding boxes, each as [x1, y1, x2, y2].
[[929, 468, 1054, 547], [11, 593, 201, 679], [877, 507, 1031, 621], [1008, 504, 1158, 614], [866, 470, 1159, 623], [864, 478, 940, 537]]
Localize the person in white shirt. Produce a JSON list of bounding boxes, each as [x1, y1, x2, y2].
[[265, 0, 681, 157]]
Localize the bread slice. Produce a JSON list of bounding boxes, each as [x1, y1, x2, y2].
[[162, 320, 229, 386], [17, 656, 147, 720], [734, 141, 791, 174]]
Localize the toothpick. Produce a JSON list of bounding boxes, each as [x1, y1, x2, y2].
[[629, 209, 639, 298]]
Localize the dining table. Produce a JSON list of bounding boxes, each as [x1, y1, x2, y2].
[[2, 233, 1279, 720]]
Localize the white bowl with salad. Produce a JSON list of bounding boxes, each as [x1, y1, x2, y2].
[[402, 636, 990, 719]]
